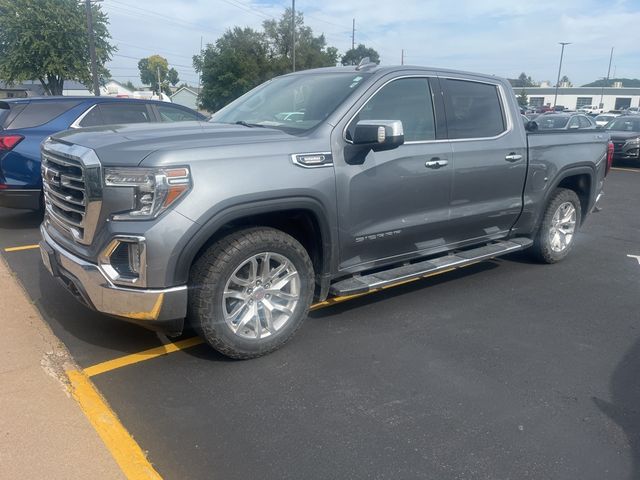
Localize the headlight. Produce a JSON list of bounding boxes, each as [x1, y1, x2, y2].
[[104, 167, 191, 220]]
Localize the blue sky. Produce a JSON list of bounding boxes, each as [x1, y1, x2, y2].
[[101, 0, 640, 87]]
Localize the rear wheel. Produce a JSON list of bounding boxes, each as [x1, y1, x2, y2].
[[188, 227, 314, 359], [530, 188, 581, 263]]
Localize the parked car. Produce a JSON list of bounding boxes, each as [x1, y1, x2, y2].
[[534, 113, 597, 130], [39, 65, 610, 359], [594, 113, 619, 128], [578, 105, 604, 115], [604, 116, 640, 162], [621, 107, 640, 115], [0, 97, 206, 210]]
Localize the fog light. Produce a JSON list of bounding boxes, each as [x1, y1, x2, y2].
[[99, 236, 147, 287]]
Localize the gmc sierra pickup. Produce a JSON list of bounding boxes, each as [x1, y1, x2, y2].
[[39, 63, 612, 358]]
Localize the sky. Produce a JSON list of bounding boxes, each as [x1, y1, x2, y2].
[[101, 0, 640, 88]]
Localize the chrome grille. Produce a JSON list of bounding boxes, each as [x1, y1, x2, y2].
[[41, 139, 102, 245]]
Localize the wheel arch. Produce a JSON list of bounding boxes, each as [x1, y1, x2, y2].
[[540, 164, 595, 228], [174, 197, 335, 298]]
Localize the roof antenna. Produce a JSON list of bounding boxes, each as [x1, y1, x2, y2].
[[356, 57, 374, 71]]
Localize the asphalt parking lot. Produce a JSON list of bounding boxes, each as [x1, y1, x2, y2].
[[1, 167, 639, 480]]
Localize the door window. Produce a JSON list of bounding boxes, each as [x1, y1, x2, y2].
[[443, 79, 506, 139], [568, 116, 581, 129], [98, 103, 151, 125], [347, 78, 436, 142], [578, 116, 593, 128], [157, 104, 201, 122]]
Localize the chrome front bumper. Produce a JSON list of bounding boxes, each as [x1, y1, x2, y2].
[[39, 226, 187, 331]]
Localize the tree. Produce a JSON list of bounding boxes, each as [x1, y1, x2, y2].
[[195, 10, 339, 111], [262, 9, 338, 74], [559, 75, 572, 87], [341, 44, 380, 66], [508, 72, 535, 88], [0, 0, 115, 95], [517, 89, 528, 108], [137, 55, 179, 94], [582, 78, 640, 87], [123, 80, 136, 91], [194, 27, 272, 111]]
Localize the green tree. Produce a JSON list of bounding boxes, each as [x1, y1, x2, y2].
[[508, 72, 535, 88], [517, 89, 528, 107], [194, 27, 272, 111], [137, 55, 179, 94], [0, 0, 115, 95], [559, 75, 572, 86], [262, 8, 338, 73], [341, 44, 380, 66], [123, 80, 136, 91]]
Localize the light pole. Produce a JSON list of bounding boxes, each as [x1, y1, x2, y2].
[[553, 42, 570, 108], [599, 47, 614, 109]]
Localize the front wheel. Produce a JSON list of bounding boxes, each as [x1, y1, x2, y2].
[[529, 188, 581, 263], [188, 227, 314, 359]]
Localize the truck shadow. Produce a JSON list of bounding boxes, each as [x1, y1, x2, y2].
[[593, 338, 640, 479], [0, 208, 42, 230]]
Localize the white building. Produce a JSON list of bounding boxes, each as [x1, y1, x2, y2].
[[519, 86, 640, 111], [170, 86, 200, 111]]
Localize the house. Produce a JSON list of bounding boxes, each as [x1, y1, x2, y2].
[[0, 80, 45, 98], [171, 86, 200, 111], [101, 79, 134, 97]]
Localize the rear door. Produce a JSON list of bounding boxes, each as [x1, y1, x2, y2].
[[441, 77, 527, 243], [332, 75, 454, 271]]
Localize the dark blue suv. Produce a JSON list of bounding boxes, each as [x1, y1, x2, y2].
[[0, 96, 206, 210]]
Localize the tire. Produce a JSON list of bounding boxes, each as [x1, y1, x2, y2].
[[529, 188, 581, 264], [188, 227, 314, 359]]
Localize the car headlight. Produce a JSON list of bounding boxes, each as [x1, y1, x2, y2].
[[104, 167, 191, 220]]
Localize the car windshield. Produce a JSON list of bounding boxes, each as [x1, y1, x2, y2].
[[605, 118, 640, 132], [536, 115, 569, 129], [210, 72, 370, 133]]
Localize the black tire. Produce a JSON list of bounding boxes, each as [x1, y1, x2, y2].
[[188, 227, 314, 359], [529, 188, 581, 264]]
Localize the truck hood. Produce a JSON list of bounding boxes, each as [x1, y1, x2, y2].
[[607, 131, 640, 142], [51, 121, 298, 166]]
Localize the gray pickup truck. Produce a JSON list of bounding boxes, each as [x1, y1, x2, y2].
[[39, 64, 612, 358]]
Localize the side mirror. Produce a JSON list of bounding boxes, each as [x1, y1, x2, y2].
[[351, 120, 404, 151], [525, 120, 538, 132]]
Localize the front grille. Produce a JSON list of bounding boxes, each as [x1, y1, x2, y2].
[[42, 151, 87, 238], [41, 139, 102, 245]]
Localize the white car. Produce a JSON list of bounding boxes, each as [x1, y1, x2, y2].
[[578, 105, 604, 115], [594, 113, 620, 127]]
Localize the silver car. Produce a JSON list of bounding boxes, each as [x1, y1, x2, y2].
[[535, 113, 597, 130]]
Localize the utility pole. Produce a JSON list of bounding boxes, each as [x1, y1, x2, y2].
[[291, 0, 296, 72], [599, 47, 614, 109], [553, 42, 570, 108], [401, 49, 404, 65], [351, 18, 355, 51], [198, 36, 203, 94], [85, 0, 100, 96]]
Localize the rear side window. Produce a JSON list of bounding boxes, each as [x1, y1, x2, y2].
[[77, 105, 103, 127], [98, 103, 151, 125], [348, 78, 436, 142], [4, 101, 81, 129], [443, 79, 506, 139], [578, 116, 593, 128], [156, 104, 201, 122]]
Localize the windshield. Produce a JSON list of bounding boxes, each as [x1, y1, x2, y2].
[[605, 117, 640, 132], [210, 73, 370, 133], [595, 115, 613, 122], [536, 115, 569, 129]]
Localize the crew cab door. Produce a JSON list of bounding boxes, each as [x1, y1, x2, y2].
[[331, 76, 454, 272], [440, 77, 527, 243]]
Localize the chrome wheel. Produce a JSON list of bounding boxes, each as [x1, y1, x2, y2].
[[548, 201, 576, 252], [222, 252, 300, 340]]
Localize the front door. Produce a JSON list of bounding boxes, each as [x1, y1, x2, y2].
[[332, 76, 454, 272]]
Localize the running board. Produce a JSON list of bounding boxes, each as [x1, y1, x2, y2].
[[329, 238, 533, 296]]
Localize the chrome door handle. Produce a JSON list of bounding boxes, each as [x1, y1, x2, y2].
[[425, 158, 448, 169], [505, 153, 523, 162]]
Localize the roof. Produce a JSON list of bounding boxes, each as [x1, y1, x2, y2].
[[171, 86, 200, 97], [1, 95, 178, 106]]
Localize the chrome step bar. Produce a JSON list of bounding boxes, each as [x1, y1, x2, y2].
[[329, 238, 533, 296]]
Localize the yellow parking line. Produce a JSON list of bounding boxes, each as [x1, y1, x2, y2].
[[611, 167, 640, 173], [67, 370, 162, 479], [4, 244, 40, 252], [83, 337, 205, 377]]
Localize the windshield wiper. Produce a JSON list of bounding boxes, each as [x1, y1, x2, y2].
[[234, 120, 265, 128]]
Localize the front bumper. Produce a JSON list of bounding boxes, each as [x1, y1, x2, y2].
[[39, 225, 187, 334], [0, 188, 41, 210]]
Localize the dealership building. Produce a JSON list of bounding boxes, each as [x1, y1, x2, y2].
[[518, 85, 640, 111]]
